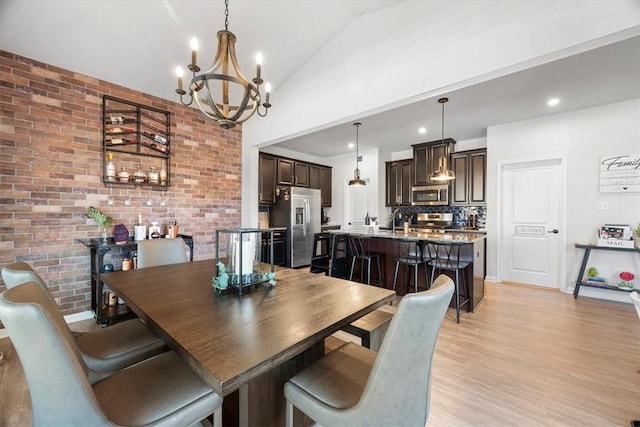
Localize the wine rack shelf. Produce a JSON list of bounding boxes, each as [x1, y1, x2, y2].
[[102, 95, 171, 190]]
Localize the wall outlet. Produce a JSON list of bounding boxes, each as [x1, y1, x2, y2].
[[596, 201, 609, 210]]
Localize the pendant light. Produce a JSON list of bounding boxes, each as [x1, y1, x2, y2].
[[348, 122, 366, 186], [175, 0, 271, 129], [430, 97, 456, 182]]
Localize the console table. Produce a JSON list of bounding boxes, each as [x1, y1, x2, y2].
[[78, 235, 193, 324], [573, 243, 640, 298]]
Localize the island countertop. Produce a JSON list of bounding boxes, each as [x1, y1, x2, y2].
[[330, 227, 486, 243]]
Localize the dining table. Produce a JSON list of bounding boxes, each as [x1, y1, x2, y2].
[[101, 259, 395, 426]]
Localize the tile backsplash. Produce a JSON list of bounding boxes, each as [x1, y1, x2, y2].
[[390, 205, 486, 229]]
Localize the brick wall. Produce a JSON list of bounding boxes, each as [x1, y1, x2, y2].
[[0, 50, 242, 316]]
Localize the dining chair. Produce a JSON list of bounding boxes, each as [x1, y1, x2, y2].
[[0, 281, 223, 426], [1, 261, 167, 383], [284, 275, 454, 427], [136, 237, 189, 268], [424, 239, 471, 323]]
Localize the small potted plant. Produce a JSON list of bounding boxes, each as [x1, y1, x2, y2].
[[86, 206, 114, 240], [635, 223, 640, 249], [618, 271, 635, 290]]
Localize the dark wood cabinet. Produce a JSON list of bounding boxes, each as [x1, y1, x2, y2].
[[412, 138, 456, 186], [277, 158, 309, 187], [260, 153, 332, 206], [450, 149, 486, 205], [385, 159, 413, 206], [258, 153, 277, 205], [310, 164, 332, 207]]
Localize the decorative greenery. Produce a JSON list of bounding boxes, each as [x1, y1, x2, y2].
[[587, 267, 598, 278], [636, 223, 640, 236], [86, 206, 113, 227]]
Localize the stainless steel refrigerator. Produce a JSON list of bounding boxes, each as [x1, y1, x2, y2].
[[270, 187, 321, 268]]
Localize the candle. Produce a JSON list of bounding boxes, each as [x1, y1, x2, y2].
[[255, 52, 263, 82], [264, 82, 271, 105], [176, 66, 184, 92], [190, 37, 198, 67]]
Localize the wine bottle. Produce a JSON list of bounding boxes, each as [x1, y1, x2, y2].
[[105, 116, 136, 125], [107, 127, 136, 134], [143, 132, 168, 144], [106, 138, 137, 145], [106, 152, 116, 182]]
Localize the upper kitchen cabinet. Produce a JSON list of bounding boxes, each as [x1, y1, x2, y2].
[[278, 158, 309, 187], [258, 153, 277, 205], [259, 152, 333, 206], [450, 149, 486, 205], [385, 159, 413, 206], [412, 138, 456, 186], [309, 164, 332, 207]]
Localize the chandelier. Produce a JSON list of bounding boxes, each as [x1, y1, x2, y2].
[[348, 122, 366, 186], [430, 97, 456, 181], [175, 0, 271, 129]]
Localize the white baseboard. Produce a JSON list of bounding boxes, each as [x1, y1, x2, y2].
[[0, 310, 94, 340]]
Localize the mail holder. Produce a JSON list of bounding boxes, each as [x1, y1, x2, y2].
[[214, 228, 276, 295]]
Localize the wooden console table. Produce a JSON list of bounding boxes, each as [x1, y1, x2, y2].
[[573, 243, 640, 298]]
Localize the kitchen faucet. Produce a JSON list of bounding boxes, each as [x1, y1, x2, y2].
[[391, 208, 401, 234]]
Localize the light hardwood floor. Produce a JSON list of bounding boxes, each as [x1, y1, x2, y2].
[[1, 282, 638, 426]]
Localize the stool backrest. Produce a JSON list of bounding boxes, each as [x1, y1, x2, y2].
[[424, 239, 468, 269]]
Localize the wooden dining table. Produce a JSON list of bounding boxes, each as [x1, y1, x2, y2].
[[101, 259, 395, 426]]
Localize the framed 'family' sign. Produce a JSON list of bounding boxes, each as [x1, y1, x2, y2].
[[599, 154, 640, 193]]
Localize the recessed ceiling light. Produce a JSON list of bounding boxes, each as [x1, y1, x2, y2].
[[348, 142, 355, 149], [418, 127, 427, 134], [547, 98, 560, 106]]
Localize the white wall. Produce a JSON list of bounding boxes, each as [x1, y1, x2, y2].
[[486, 99, 640, 302]]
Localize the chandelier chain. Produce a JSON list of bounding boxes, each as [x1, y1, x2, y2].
[[224, 0, 229, 31]]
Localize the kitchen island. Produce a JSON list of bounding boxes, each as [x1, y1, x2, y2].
[[330, 228, 486, 310]]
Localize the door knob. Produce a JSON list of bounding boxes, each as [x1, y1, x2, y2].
[[547, 229, 559, 234]]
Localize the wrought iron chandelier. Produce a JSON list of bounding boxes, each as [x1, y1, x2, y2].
[[348, 122, 366, 186], [175, 0, 271, 129], [430, 97, 456, 181]]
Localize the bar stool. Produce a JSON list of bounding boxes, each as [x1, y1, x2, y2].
[[392, 239, 430, 295], [348, 235, 383, 286], [424, 239, 471, 323], [310, 232, 333, 275]]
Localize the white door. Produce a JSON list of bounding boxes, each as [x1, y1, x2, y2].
[[500, 158, 564, 288], [344, 182, 367, 227]]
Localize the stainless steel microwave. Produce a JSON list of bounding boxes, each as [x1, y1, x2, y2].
[[411, 185, 449, 206]]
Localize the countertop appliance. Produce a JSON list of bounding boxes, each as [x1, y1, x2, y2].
[[412, 213, 453, 232], [411, 184, 449, 206], [270, 187, 321, 268]]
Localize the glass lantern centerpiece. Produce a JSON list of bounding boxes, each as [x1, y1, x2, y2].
[[214, 228, 276, 295]]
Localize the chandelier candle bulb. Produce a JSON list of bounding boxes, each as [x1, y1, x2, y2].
[[255, 52, 263, 84], [264, 82, 271, 106], [176, 66, 184, 93], [190, 37, 198, 69]]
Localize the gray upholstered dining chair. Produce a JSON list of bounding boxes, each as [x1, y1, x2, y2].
[[0, 281, 223, 426], [136, 238, 189, 268], [2, 261, 167, 383], [284, 275, 454, 427]]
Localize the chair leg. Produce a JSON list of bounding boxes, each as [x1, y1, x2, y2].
[[393, 261, 400, 291], [455, 269, 461, 324], [285, 399, 294, 427], [349, 256, 357, 281], [376, 256, 382, 287], [413, 264, 418, 293], [366, 258, 371, 285], [424, 262, 430, 289], [213, 407, 222, 427]]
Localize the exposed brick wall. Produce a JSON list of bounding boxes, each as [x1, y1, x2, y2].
[[0, 50, 242, 316]]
